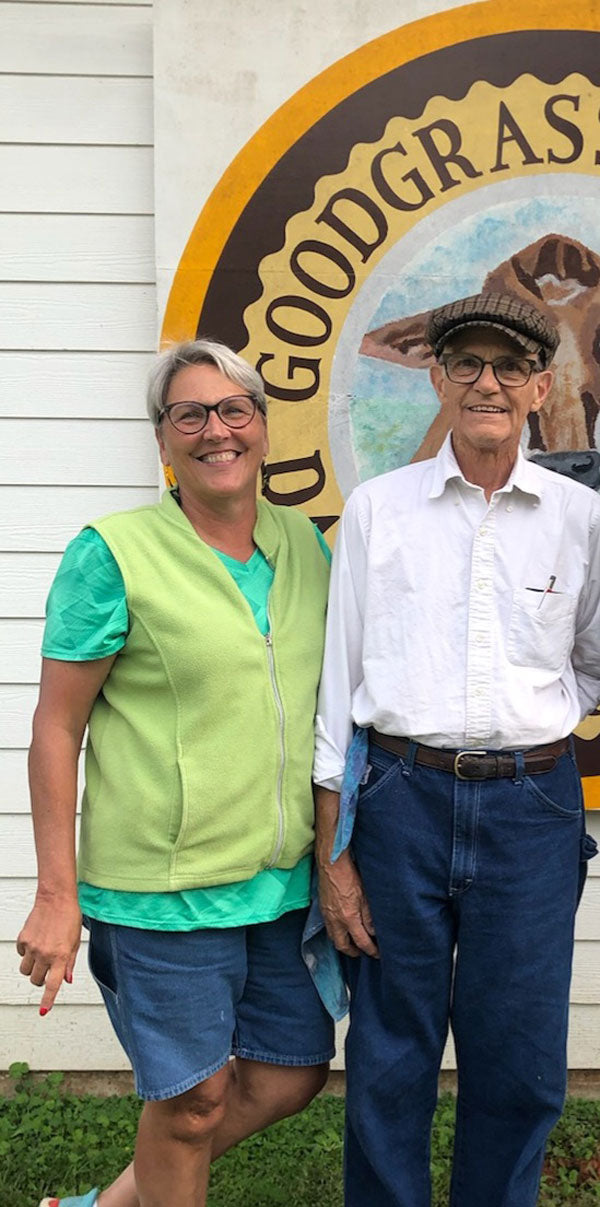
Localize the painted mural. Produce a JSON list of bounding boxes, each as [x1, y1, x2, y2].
[[161, 0, 600, 802]]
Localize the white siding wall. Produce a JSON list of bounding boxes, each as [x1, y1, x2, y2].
[[2, 0, 600, 1075], [0, 0, 157, 1070]]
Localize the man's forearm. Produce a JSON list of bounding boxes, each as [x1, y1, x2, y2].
[[314, 786, 341, 867]]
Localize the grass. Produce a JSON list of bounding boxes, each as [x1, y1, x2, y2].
[[2, 1065, 600, 1205]]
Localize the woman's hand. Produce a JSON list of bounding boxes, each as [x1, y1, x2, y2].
[[17, 891, 82, 1013]]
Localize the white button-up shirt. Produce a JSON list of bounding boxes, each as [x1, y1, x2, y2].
[[313, 434, 600, 791]]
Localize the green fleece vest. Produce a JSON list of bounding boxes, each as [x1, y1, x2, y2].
[[77, 492, 329, 891]]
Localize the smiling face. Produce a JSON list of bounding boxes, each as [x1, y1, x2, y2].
[[156, 362, 269, 512], [429, 328, 554, 466]]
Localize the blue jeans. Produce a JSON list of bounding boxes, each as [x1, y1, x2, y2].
[[343, 740, 595, 1207]]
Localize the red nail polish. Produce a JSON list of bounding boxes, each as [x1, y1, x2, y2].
[[39, 1006, 49, 1017], [65, 971, 73, 984]]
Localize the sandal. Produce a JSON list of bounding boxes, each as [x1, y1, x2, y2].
[[39, 1191, 99, 1207]]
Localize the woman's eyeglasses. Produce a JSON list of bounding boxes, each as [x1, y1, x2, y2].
[[158, 395, 258, 434]]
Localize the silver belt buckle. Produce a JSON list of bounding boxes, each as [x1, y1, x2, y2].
[[453, 749, 488, 779]]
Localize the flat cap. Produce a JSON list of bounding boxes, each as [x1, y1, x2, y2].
[[427, 292, 560, 366]]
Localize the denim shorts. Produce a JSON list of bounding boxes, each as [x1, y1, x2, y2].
[[85, 907, 335, 1100]]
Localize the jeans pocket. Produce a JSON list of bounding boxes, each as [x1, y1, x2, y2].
[[359, 749, 401, 804], [87, 920, 118, 998], [523, 753, 583, 818]]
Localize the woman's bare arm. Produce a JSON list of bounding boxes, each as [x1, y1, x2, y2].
[[17, 655, 116, 1013]]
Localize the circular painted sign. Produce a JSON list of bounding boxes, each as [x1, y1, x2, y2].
[[162, 0, 600, 802]]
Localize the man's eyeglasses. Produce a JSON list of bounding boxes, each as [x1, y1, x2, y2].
[[158, 395, 259, 434], [440, 353, 539, 388]]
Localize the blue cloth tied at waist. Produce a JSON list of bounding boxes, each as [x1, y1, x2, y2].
[[301, 727, 370, 1021]]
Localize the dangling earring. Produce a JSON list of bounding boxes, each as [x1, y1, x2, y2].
[[163, 464, 178, 489], [260, 461, 271, 496]]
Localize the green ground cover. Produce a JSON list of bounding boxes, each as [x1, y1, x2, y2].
[[2, 1066, 600, 1205]]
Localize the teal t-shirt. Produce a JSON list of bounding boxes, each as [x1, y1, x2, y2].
[[42, 523, 331, 930]]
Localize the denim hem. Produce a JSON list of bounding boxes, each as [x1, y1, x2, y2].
[[232, 1044, 335, 1067], [135, 1051, 231, 1101]]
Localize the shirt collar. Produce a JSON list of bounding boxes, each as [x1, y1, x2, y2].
[[428, 432, 543, 502]]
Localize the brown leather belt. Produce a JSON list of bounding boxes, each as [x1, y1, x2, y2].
[[369, 729, 570, 780]]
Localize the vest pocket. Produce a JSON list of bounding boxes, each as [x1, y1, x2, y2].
[[166, 761, 185, 847], [507, 588, 576, 672]]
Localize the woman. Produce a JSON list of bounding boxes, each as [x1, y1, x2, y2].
[[17, 340, 334, 1207]]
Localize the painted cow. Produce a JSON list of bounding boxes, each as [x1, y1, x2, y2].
[[360, 233, 600, 488]]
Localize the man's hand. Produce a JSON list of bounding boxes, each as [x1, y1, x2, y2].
[[314, 783, 378, 957], [318, 849, 378, 958], [17, 893, 82, 1014]]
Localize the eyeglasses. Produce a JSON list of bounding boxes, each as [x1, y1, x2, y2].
[[441, 353, 539, 388], [158, 395, 259, 434]]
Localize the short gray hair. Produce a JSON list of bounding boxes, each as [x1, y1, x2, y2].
[[146, 339, 267, 426]]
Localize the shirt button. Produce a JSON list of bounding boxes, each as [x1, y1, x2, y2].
[[479, 526, 487, 536], [506, 504, 514, 513], [474, 686, 485, 696], [476, 632, 485, 644], [477, 579, 488, 590]]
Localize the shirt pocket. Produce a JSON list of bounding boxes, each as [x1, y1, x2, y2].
[[507, 588, 576, 672]]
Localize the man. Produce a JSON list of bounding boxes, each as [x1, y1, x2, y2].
[[313, 293, 600, 1207]]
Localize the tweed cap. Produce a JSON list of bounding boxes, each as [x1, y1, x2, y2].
[[427, 292, 560, 366]]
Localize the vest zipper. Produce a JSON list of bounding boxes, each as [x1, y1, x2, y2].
[[265, 621, 285, 865]]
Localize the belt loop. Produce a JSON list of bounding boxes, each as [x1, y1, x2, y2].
[[513, 750, 525, 785], [402, 740, 418, 778]]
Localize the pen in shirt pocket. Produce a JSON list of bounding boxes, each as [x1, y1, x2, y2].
[[536, 574, 557, 610]]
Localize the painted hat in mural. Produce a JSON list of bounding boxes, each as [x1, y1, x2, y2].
[[427, 292, 560, 367]]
